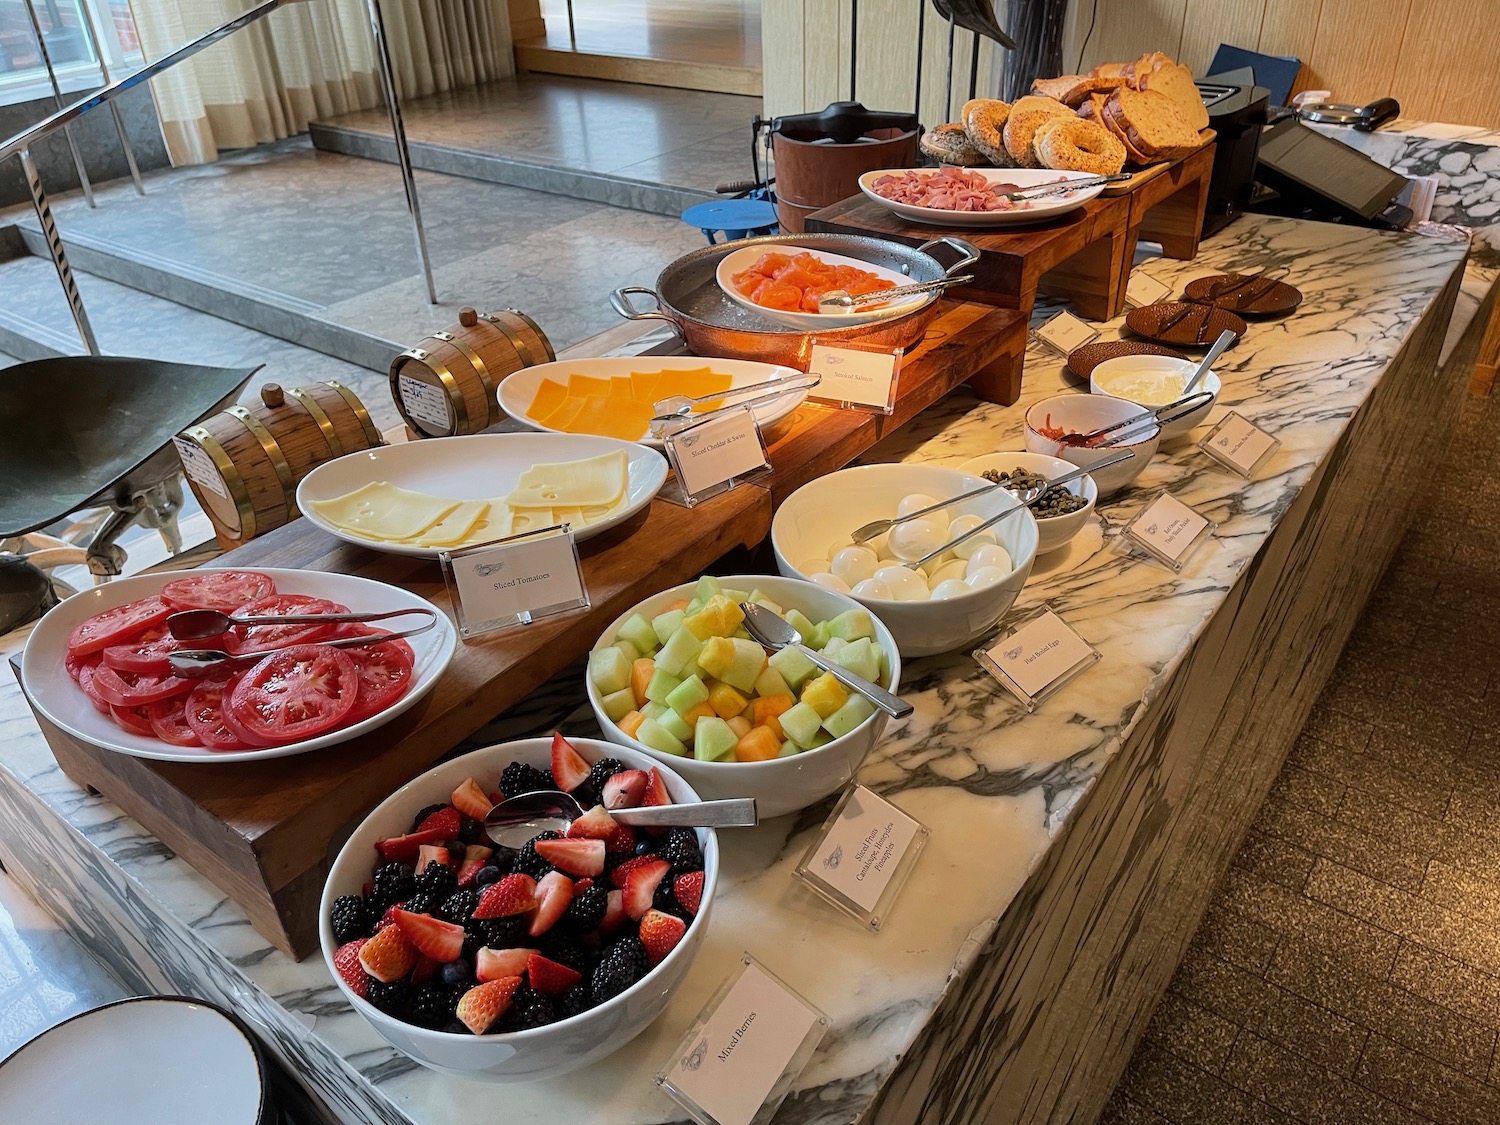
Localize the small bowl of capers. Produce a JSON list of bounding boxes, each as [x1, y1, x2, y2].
[[958, 451, 1097, 554]]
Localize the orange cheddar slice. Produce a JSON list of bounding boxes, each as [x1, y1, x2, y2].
[[528, 378, 570, 424], [569, 374, 612, 398]]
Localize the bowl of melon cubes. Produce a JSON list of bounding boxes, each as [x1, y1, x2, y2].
[[586, 574, 901, 817]]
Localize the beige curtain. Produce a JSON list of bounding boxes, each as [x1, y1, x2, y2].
[[128, 0, 514, 165]]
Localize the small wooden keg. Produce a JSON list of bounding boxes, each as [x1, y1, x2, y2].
[[174, 380, 382, 547], [388, 307, 554, 438]]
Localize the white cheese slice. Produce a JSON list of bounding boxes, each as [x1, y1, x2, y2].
[[403, 500, 490, 546], [509, 507, 555, 535], [308, 482, 459, 541], [506, 450, 628, 509]]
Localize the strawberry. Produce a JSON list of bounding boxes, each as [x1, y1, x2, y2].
[[609, 854, 657, 888], [376, 903, 402, 931], [622, 859, 671, 920], [641, 767, 671, 808], [456, 977, 522, 1035], [575, 877, 594, 892], [332, 939, 370, 998], [673, 871, 705, 917], [476, 946, 538, 982], [529, 870, 575, 936], [602, 769, 648, 809], [374, 826, 448, 862], [472, 873, 537, 919], [456, 844, 493, 889], [600, 889, 626, 937], [416, 805, 461, 838], [358, 924, 417, 982], [638, 909, 687, 966], [604, 823, 638, 857], [410, 953, 440, 986], [451, 777, 493, 822], [534, 837, 606, 877], [393, 908, 465, 963], [416, 844, 452, 872], [565, 804, 617, 840], [550, 731, 591, 793], [526, 953, 582, 996]]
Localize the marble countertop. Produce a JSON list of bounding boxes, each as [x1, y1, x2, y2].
[[0, 213, 1475, 1125]]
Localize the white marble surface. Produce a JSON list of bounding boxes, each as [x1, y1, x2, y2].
[[0, 213, 1475, 1124]]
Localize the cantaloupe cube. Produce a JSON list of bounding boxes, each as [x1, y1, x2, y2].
[[664, 598, 690, 613], [733, 725, 782, 762], [726, 715, 752, 739], [682, 701, 717, 727], [707, 681, 749, 719], [799, 672, 848, 719], [618, 710, 647, 739], [631, 658, 655, 706], [752, 694, 795, 725]]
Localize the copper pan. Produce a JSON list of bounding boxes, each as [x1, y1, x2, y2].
[[609, 233, 979, 370]]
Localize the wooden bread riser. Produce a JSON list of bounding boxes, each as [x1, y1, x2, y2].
[[177, 381, 381, 550], [389, 307, 554, 439], [1100, 129, 1216, 195]]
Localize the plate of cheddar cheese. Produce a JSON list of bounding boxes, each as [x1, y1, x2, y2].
[[497, 356, 808, 448], [295, 434, 667, 557]]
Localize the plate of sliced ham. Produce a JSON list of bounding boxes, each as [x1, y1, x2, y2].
[[858, 167, 1106, 227]]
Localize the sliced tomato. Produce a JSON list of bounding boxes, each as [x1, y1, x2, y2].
[[184, 678, 257, 751], [101, 629, 185, 676], [77, 663, 112, 714], [346, 634, 416, 724], [66, 595, 172, 656], [65, 649, 101, 683], [109, 703, 156, 736], [229, 594, 348, 654], [91, 664, 193, 708], [146, 698, 201, 747], [227, 645, 359, 745], [160, 570, 277, 613]]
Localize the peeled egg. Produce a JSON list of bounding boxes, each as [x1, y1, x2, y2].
[[808, 572, 851, 593], [874, 565, 929, 601], [927, 559, 968, 588], [851, 578, 893, 600], [920, 551, 956, 578], [864, 530, 890, 558], [930, 579, 973, 601], [797, 557, 829, 577], [830, 545, 881, 585], [887, 517, 948, 562], [966, 565, 1010, 590], [965, 544, 1013, 577], [946, 514, 997, 559], [897, 492, 942, 517]]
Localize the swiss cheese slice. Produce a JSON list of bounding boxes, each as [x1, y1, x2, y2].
[[506, 449, 628, 508], [308, 482, 459, 541], [403, 500, 490, 547], [509, 507, 555, 535]]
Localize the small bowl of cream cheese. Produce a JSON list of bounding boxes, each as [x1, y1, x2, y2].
[[1089, 355, 1221, 440]]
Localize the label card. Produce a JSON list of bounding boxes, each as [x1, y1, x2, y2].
[[794, 785, 928, 929], [173, 436, 229, 500], [397, 372, 451, 433], [440, 525, 587, 639], [663, 406, 770, 506], [1125, 272, 1173, 308], [1198, 411, 1281, 478], [805, 343, 900, 413], [1122, 491, 1215, 572], [657, 957, 829, 1125], [974, 605, 1100, 711], [1033, 310, 1099, 357]]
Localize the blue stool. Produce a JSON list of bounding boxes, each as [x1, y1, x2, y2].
[[681, 198, 778, 244]]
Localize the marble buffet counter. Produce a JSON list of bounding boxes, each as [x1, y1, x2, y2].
[[0, 212, 1481, 1125]]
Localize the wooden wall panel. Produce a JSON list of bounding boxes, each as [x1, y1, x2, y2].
[[1176, 0, 1266, 76], [1389, 0, 1500, 129], [1256, 0, 1322, 71], [1295, 0, 1411, 102], [1073, 0, 1188, 74]]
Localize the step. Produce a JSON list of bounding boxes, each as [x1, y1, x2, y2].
[[514, 42, 762, 98]]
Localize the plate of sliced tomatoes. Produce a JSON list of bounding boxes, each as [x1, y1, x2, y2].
[[22, 567, 457, 763]]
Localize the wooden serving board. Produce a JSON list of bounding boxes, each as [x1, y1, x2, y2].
[[1099, 128, 1217, 196], [16, 298, 1027, 959]]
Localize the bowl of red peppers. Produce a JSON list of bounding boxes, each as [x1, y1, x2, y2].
[[1023, 393, 1160, 498]]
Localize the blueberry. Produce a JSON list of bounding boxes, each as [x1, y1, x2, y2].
[[442, 958, 474, 987], [475, 864, 502, 887], [634, 838, 659, 857]]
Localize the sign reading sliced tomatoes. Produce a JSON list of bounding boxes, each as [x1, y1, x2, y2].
[[227, 644, 360, 745], [346, 634, 416, 724], [91, 664, 193, 708], [160, 570, 277, 613], [229, 594, 348, 654], [66, 595, 172, 657]]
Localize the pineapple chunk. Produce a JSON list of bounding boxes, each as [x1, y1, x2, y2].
[[799, 671, 848, 719], [682, 594, 745, 641], [697, 635, 735, 681]]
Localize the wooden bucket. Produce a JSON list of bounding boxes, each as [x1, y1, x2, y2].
[[174, 381, 382, 547], [771, 127, 919, 233], [389, 307, 554, 438]]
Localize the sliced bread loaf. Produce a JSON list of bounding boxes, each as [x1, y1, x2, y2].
[[1106, 86, 1201, 160], [1138, 61, 1208, 130]]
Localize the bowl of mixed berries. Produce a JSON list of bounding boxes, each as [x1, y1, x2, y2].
[[319, 733, 717, 1081]]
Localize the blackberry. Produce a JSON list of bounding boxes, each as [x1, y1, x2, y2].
[[401, 892, 443, 918], [329, 895, 371, 944], [559, 885, 608, 935], [441, 890, 478, 925], [458, 817, 487, 845], [499, 762, 553, 799], [578, 758, 624, 803], [408, 984, 460, 1029], [541, 937, 598, 974], [590, 938, 647, 1003], [558, 982, 594, 1019], [501, 985, 556, 1031], [515, 831, 562, 879], [371, 862, 415, 909], [415, 861, 458, 900], [442, 958, 475, 988], [461, 929, 484, 960], [470, 915, 530, 950], [366, 979, 409, 1017], [662, 828, 703, 874], [443, 1018, 468, 1035], [409, 803, 449, 832]]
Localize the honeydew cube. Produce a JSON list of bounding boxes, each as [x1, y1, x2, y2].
[[768, 645, 818, 689], [726, 715, 752, 739], [588, 647, 632, 695], [694, 716, 739, 761], [784, 609, 818, 641], [652, 608, 687, 646], [720, 637, 769, 693], [732, 628, 752, 641], [636, 718, 687, 757], [683, 595, 745, 641], [601, 686, 638, 723], [617, 613, 659, 658], [826, 608, 876, 642], [642, 700, 668, 721], [831, 637, 881, 683], [655, 625, 704, 677], [614, 640, 640, 663], [778, 739, 800, 757], [697, 636, 735, 681], [685, 597, 704, 615], [807, 728, 833, 748], [707, 680, 749, 719], [800, 672, 848, 719], [666, 674, 709, 716], [820, 636, 848, 661], [644, 667, 683, 706], [721, 588, 751, 604], [658, 709, 694, 744], [747, 590, 785, 616], [753, 665, 794, 702], [807, 621, 831, 650], [821, 693, 876, 739], [695, 575, 723, 602], [778, 701, 824, 747]]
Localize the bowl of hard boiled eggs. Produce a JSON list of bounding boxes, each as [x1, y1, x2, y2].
[[771, 464, 1039, 657]]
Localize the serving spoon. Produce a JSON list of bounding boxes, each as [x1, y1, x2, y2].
[[484, 790, 758, 849], [1183, 330, 1236, 396], [739, 602, 913, 719], [167, 605, 435, 642], [165, 615, 438, 676]]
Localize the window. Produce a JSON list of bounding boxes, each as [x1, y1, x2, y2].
[[0, 0, 142, 108]]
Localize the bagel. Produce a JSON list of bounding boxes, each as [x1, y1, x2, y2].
[[1002, 100, 1073, 167], [1033, 116, 1126, 175], [962, 98, 1013, 166], [920, 123, 985, 166]]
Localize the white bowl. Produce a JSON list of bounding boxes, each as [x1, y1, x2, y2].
[[1089, 356, 1221, 440], [715, 242, 930, 329], [957, 452, 1097, 554], [1024, 394, 1159, 498], [320, 737, 716, 1082], [858, 167, 1107, 227], [587, 575, 900, 818], [771, 464, 1039, 657]]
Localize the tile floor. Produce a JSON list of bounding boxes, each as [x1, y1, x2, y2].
[[1104, 388, 1500, 1125]]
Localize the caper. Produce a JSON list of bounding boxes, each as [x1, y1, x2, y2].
[[982, 466, 1088, 518]]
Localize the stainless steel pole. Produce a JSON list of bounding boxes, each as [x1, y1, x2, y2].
[[21, 0, 96, 208], [364, 0, 438, 305], [74, 0, 146, 195], [21, 148, 99, 354]]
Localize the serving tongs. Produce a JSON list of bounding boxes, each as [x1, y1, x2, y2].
[[649, 375, 821, 439], [1076, 392, 1215, 450], [167, 605, 435, 641], [817, 274, 974, 312], [166, 613, 439, 676], [849, 480, 1003, 544], [998, 173, 1133, 202]]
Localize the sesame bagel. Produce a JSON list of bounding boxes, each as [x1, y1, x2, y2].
[[962, 98, 1013, 166], [920, 123, 985, 166], [1033, 116, 1126, 175], [1002, 100, 1073, 167]]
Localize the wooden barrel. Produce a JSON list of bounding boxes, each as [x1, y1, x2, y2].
[[174, 380, 382, 547], [771, 127, 920, 233], [389, 307, 555, 438]]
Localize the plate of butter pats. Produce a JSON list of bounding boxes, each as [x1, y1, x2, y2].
[[295, 433, 668, 557]]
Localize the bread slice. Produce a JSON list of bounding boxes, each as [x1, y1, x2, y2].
[[1089, 61, 1128, 80], [1122, 51, 1172, 83], [1031, 75, 1088, 102], [1077, 92, 1110, 121], [1100, 97, 1153, 165], [1138, 61, 1208, 130], [1011, 95, 1071, 117], [1107, 86, 1201, 160]]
